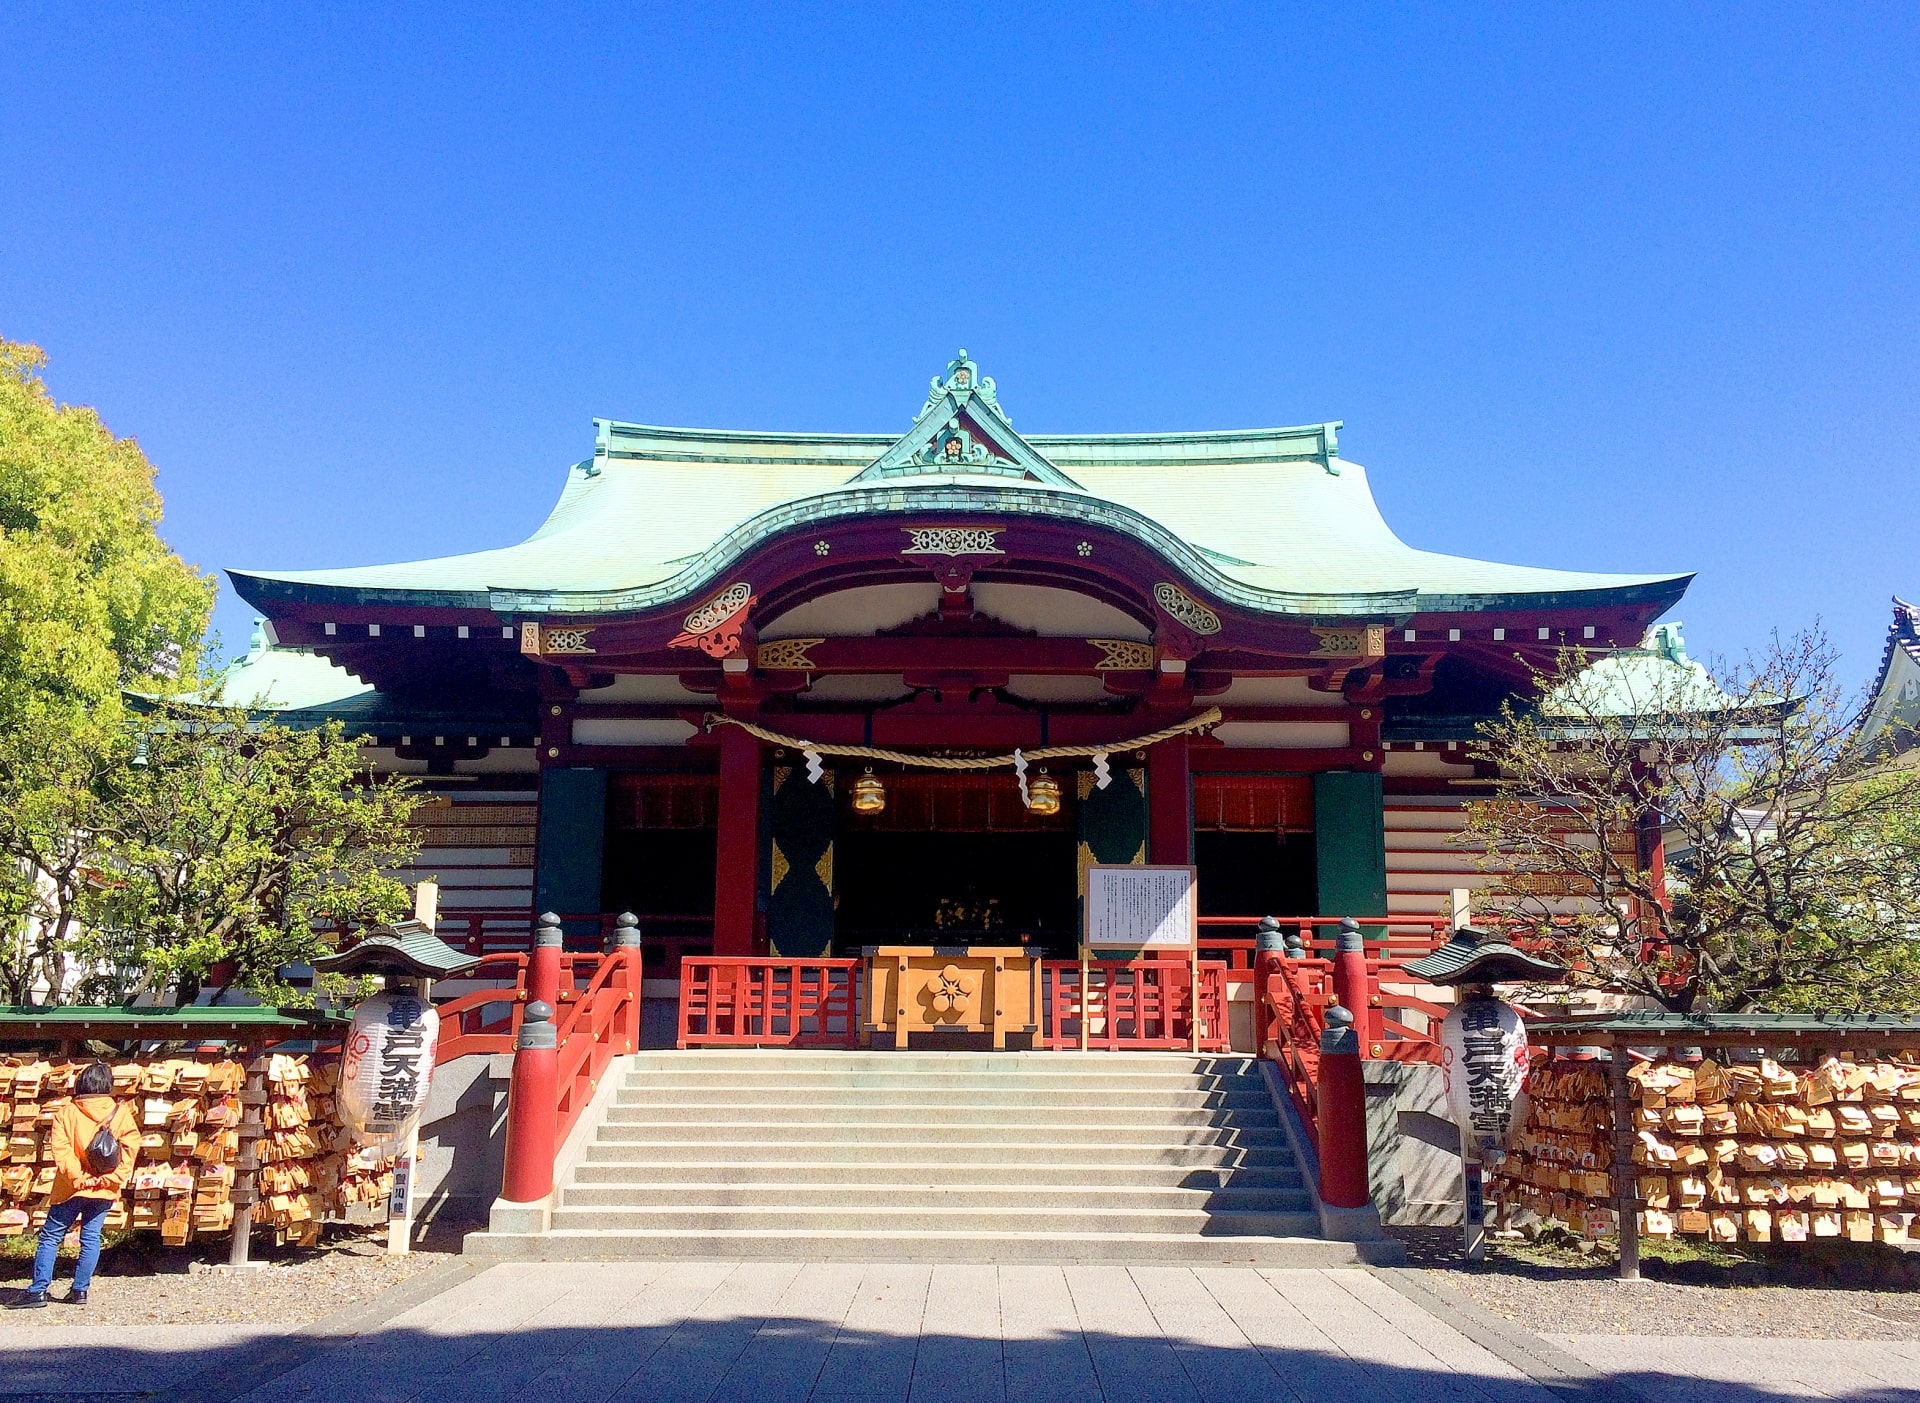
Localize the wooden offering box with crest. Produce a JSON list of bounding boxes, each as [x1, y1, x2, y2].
[[861, 947, 1040, 1050]]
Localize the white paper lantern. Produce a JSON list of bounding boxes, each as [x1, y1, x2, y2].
[[1439, 996, 1529, 1161], [338, 991, 440, 1144]]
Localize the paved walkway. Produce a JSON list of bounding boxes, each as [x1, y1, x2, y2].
[[2, 1262, 1916, 1403], [1545, 1334, 1920, 1403]]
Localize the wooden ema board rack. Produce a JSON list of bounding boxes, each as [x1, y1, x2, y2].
[[0, 1054, 392, 1247], [1493, 1053, 1920, 1244]]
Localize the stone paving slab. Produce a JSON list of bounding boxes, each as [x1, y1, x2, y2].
[[0, 1323, 283, 1395], [8, 1261, 1917, 1403], [1547, 1335, 1920, 1403]]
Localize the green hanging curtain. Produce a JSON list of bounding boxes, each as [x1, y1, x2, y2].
[[767, 765, 836, 957], [1077, 766, 1147, 902]]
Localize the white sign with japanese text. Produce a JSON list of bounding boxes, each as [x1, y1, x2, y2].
[[1085, 865, 1197, 950]]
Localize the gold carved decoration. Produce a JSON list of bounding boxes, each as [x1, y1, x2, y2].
[[518, 622, 595, 656], [1089, 638, 1154, 671], [757, 638, 825, 670], [1310, 625, 1386, 659], [928, 964, 978, 1020], [669, 582, 755, 658], [1152, 582, 1221, 636], [901, 526, 1004, 556], [681, 582, 753, 635]]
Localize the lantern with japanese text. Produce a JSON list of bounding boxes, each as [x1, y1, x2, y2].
[[1439, 997, 1529, 1162], [1404, 925, 1567, 1165], [338, 991, 440, 1146]]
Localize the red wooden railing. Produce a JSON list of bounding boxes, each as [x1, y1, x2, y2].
[[1198, 914, 1452, 962], [435, 953, 528, 1063], [1260, 957, 1335, 1143], [1039, 960, 1231, 1051], [421, 909, 715, 962], [676, 958, 863, 1049], [552, 945, 643, 1146], [433, 950, 608, 1064]]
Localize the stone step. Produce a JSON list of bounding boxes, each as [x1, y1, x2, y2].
[[601, 1102, 1280, 1128], [545, 1204, 1322, 1237], [622, 1071, 1268, 1094], [591, 1120, 1287, 1147], [580, 1139, 1294, 1168], [618, 1090, 1274, 1105], [454, 1050, 1359, 1267], [569, 1160, 1302, 1189], [465, 1227, 1373, 1267], [622, 1053, 1257, 1076], [559, 1182, 1313, 1212]]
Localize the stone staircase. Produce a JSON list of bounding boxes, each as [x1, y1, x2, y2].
[[466, 1049, 1372, 1264]]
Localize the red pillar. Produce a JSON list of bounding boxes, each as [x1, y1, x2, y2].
[[1329, 916, 1381, 1056], [500, 999, 558, 1203], [1316, 1004, 1372, 1209], [1637, 808, 1669, 908], [713, 724, 762, 956], [1147, 734, 1192, 865]]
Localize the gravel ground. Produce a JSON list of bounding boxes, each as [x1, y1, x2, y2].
[[1394, 1226, 1920, 1342], [0, 1226, 446, 1327]]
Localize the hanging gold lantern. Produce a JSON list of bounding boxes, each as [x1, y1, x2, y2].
[[851, 767, 887, 814], [1026, 768, 1062, 817]]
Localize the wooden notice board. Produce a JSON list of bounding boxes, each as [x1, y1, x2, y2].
[[1083, 864, 1200, 1050]]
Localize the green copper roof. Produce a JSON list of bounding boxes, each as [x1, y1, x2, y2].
[[0, 1005, 348, 1035], [214, 620, 375, 711], [231, 353, 1692, 621], [311, 918, 481, 979], [1541, 622, 1738, 717]]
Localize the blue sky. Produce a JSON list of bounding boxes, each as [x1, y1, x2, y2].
[[4, 5, 1916, 695]]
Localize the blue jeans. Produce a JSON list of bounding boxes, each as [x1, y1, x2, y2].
[[30, 1196, 112, 1294]]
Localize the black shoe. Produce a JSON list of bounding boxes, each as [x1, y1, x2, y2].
[[64, 1289, 88, 1305], [8, 1291, 48, 1310]]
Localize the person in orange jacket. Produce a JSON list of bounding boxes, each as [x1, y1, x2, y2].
[[10, 1061, 137, 1308]]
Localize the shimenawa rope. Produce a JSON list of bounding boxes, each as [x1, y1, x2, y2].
[[702, 707, 1222, 770]]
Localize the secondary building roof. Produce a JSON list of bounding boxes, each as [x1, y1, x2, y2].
[[1860, 597, 1920, 758], [231, 351, 1691, 623]]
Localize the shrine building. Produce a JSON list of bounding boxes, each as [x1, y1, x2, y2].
[[225, 351, 1693, 968]]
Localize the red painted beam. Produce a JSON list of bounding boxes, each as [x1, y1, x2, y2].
[[1147, 734, 1193, 864], [712, 725, 761, 957]]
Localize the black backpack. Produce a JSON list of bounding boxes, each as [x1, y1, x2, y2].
[[82, 1107, 121, 1176]]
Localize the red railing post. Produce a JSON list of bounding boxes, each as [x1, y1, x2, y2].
[[1316, 1003, 1372, 1210], [612, 912, 643, 1054], [527, 910, 563, 1015], [1330, 917, 1378, 1058], [1252, 916, 1285, 1053], [500, 999, 559, 1203]]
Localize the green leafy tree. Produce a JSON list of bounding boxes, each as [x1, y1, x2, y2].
[[0, 333, 213, 1000], [0, 335, 213, 725], [1463, 630, 1920, 1013], [0, 720, 131, 1002], [83, 695, 426, 1004]]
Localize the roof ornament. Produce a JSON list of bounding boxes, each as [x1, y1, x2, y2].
[[920, 348, 1004, 420], [910, 418, 1005, 468]]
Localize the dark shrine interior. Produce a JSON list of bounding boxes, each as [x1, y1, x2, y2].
[[833, 830, 1082, 957]]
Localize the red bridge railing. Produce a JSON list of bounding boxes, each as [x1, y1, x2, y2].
[[419, 909, 715, 964], [1040, 960, 1230, 1051], [552, 944, 643, 1147], [676, 958, 862, 1049]]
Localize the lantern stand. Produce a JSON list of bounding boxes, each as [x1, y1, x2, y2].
[[310, 894, 479, 1257], [1402, 926, 1567, 1263]]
